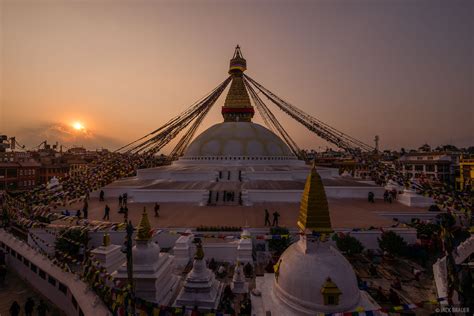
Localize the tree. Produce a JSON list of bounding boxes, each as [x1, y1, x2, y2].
[[378, 231, 407, 256], [268, 227, 291, 255], [332, 233, 364, 255], [55, 228, 89, 261]]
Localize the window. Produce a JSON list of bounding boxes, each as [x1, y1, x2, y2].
[[321, 277, 341, 306], [23, 258, 30, 267], [72, 296, 78, 309], [39, 269, 46, 279], [58, 282, 67, 295], [426, 165, 435, 172], [415, 165, 424, 171], [16, 253, 23, 261], [48, 275, 56, 286], [30, 263, 37, 273]]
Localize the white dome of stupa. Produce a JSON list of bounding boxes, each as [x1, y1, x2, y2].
[[274, 239, 361, 314], [182, 122, 296, 160]]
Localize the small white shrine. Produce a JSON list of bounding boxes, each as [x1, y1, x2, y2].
[[236, 229, 253, 264], [173, 240, 223, 311], [113, 210, 179, 305], [172, 229, 194, 270], [231, 261, 248, 294], [90, 233, 125, 274]]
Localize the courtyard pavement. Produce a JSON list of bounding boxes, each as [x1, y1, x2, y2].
[[63, 197, 427, 229]]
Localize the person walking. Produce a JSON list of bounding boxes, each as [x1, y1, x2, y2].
[[368, 192, 375, 203], [264, 209, 271, 226], [37, 300, 49, 316], [272, 211, 280, 226], [118, 194, 123, 207], [99, 190, 105, 202], [154, 203, 160, 217], [103, 204, 110, 220], [82, 200, 89, 219], [24, 297, 35, 316], [123, 193, 128, 206], [9, 301, 20, 316]]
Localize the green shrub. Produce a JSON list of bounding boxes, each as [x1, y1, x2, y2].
[[268, 227, 291, 255], [378, 231, 407, 256], [55, 228, 89, 260], [332, 233, 364, 255]]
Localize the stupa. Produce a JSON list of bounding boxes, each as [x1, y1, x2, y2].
[[172, 229, 194, 270], [173, 240, 223, 311], [101, 46, 384, 205], [236, 229, 253, 264], [231, 261, 248, 294], [252, 164, 381, 315], [113, 209, 179, 305], [90, 233, 125, 274]]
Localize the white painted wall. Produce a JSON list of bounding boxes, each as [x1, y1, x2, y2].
[[1, 230, 110, 316], [132, 189, 207, 203]]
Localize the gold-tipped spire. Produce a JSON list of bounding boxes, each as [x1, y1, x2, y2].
[[194, 240, 204, 260], [297, 163, 333, 233], [222, 45, 254, 122], [102, 233, 111, 247], [136, 207, 152, 241]]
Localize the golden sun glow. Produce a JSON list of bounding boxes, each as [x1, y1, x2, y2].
[[72, 121, 85, 131]]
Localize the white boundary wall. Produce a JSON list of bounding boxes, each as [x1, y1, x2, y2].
[[0, 230, 110, 316]]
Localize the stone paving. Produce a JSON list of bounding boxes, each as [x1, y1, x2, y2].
[[63, 197, 427, 229]]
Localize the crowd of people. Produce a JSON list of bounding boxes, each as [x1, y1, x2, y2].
[[9, 298, 50, 316]]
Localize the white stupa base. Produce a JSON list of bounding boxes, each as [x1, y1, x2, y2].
[[397, 189, 433, 208], [90, 244, 125, 274]]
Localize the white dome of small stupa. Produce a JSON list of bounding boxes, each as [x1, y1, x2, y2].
[[274, 240, 361, 314]]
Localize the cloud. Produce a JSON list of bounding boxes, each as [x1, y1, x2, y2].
[[14, 122, 122, 150]]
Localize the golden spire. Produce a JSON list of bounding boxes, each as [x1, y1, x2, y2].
[[297, 163, 333, 233], [135, 207, 152, 241], [102, 233, 111, 247], [222, 45, 254, 122], [194, 240, 204, 260]]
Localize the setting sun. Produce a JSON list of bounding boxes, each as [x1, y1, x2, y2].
[[72, 121, 85, 131]]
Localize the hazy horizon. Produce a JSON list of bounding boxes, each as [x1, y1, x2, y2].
[[1, 0, 473, 152]]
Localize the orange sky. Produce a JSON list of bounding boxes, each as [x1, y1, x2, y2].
[[1, 0, 473, 151]]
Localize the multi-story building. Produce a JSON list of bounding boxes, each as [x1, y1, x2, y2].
[[0, 160, 40, 191], [399, 152, 457, 183], [38, 158, 70, 184], [456, 155, 474, 192]]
